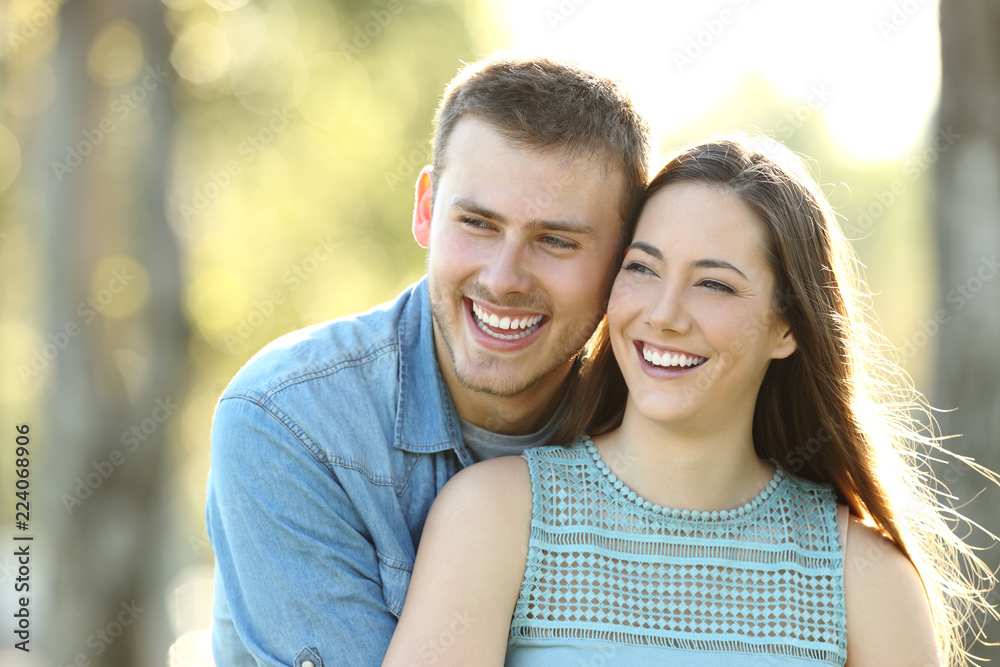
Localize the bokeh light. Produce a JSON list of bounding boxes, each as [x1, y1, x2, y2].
[[0, 125, 22, 192], [87, 19, 145, 87], [170, 21, 232, 85], [88, 255, 152, 321]]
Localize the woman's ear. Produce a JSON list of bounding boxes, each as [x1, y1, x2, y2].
[[770, 318, 798, 360], [412, 167, 434, 248]]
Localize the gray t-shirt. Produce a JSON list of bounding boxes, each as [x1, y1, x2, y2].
[[459, 393, 573, 463]]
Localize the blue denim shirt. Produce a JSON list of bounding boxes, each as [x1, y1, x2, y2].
[[206, 279, 474, 666]]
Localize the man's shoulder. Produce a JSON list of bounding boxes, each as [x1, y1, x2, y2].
[[222, 282, 422, 404]]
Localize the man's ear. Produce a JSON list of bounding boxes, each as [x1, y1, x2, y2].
[[412, 166, 434, 249], [770, 318, 798, 360]]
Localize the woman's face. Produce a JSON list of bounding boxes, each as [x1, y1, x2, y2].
[[607, 182, 797, 429]]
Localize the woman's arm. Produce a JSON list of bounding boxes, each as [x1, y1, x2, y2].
[[382, 455, 533, 667], [844, 517, 940, 666]]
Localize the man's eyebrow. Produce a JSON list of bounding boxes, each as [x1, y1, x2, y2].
[[451, 197, 596, 235], [626, 242, 749, 280], [524, 219, 596, 235], [452, 198, 504, 223]]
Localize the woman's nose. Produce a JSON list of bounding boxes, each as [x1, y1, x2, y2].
[[643, 284, 690, 334]]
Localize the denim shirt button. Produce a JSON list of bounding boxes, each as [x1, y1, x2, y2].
[[295, 647, 322, 667]]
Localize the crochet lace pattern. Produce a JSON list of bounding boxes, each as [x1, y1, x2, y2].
[[510, 437, 847, 665]]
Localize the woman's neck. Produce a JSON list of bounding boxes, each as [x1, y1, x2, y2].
[[592, 400, 775, 513]]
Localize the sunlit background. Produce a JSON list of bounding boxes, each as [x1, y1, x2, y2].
[[1, 0, 997, 665]]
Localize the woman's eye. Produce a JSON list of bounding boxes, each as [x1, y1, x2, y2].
[[700, 279, 735, 294], [623, 261, 655, 276]]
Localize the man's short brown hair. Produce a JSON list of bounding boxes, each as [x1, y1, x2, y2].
[[432, 54, 651, 241]]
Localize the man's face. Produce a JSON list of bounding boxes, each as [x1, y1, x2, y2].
[[413, 118, 626, 403]]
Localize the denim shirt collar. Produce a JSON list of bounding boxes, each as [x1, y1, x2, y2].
[[393, 279, 473, 466]]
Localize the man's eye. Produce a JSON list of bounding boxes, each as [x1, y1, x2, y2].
[[460, 217, 494, 230], [700, 279, 736, 294], [541, 235, 577, 250]]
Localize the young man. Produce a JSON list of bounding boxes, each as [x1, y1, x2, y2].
[[206, 54, 650, 666]]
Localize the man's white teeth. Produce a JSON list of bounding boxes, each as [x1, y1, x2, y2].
[[642, 346, 706, 368], [472, 302, 543, 331]]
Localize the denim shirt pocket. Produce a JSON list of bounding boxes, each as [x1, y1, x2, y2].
[[377, 552, 413, 618]]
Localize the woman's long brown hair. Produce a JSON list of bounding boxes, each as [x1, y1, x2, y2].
[[554, 134, 997, 665]]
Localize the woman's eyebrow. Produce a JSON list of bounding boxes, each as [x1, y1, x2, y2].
[[627, 242, 749, 281], [691, 258, 748, 281], [626, 241, 662, 260]]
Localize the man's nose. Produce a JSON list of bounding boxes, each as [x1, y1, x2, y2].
[[478, 241, 534, 296]]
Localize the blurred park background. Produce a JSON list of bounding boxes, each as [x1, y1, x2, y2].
[[0, 0, 997, 664]]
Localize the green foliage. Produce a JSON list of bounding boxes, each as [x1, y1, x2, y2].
[[168, 0, 496, 378]]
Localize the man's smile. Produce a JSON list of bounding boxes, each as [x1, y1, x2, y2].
[[470, 300, 546, 340]]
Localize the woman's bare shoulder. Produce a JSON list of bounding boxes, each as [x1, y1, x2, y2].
[[383, 456, 532, 666], [432, 455, 532, 525], [843, 516, 940, 666]]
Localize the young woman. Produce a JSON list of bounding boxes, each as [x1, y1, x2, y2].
[[382, 135, 995, 666]]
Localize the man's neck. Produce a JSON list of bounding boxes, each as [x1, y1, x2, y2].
[[451, 370, 571, 434], [438, 354, 574, 436]]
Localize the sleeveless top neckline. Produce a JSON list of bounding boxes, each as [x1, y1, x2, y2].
[[506, 437, 848, 666], [584, 437, 785, 522]]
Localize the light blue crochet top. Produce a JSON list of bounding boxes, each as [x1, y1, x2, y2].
[[506, 438, 847, 666]]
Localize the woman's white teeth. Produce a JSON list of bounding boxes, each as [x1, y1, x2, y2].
[[472, 302, 543, 332], [642, 346, 706, 368]]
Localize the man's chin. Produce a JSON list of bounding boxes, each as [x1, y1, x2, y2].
[[450, 358, 551, 399], [453, 370, 535, 399]]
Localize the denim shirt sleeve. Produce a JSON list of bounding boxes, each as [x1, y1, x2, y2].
[[207, 395, 401, 666]]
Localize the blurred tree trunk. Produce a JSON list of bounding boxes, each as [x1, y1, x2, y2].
[[30, 0, 184, 665], [935, 1, 1000, 658]]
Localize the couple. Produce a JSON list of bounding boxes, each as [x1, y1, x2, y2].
[[207, 54, 988, 666]]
